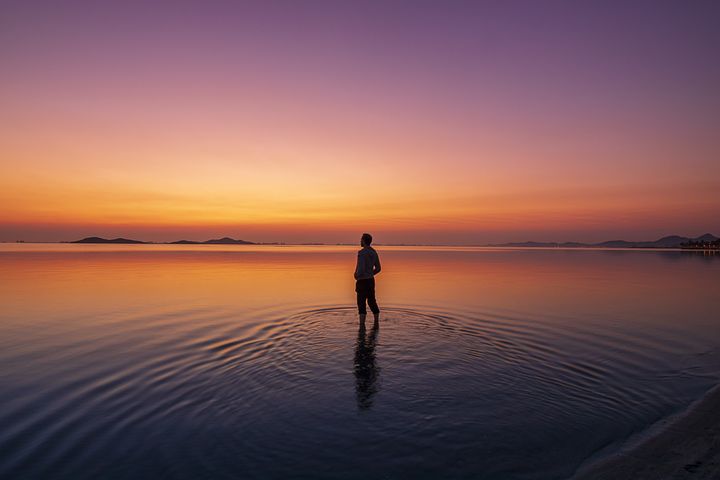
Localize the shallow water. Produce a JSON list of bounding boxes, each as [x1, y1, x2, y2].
[[1, 245, 718, 479]]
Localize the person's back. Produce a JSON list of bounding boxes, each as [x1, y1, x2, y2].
[[354, 233, 381, 316], [355, 246, 379, 280]]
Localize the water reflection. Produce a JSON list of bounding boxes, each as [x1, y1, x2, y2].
[[1, 245, 719, 479], [354, 314, 380, 410]]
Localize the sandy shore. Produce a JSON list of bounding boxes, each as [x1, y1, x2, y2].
[[572, 383, 720, 479]]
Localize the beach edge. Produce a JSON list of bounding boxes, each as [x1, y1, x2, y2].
[[571, 382, 720, 479]]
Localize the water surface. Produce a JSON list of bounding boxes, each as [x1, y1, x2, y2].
[[1, 245, 718, 479]]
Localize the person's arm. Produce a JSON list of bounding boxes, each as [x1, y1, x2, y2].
[[373, 253, 381, 276], [354, 252, 365, 280]]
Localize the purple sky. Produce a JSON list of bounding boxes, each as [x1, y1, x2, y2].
[[1, 1, 719, 243]]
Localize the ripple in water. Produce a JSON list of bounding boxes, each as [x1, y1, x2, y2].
[[1, 305, 716, 480]]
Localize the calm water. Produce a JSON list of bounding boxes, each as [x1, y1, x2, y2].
[[1, 245, 718, 480]]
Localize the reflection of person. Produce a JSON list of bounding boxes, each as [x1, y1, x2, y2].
[[354, 316, 380, 410], [354, 233, 381, 317]]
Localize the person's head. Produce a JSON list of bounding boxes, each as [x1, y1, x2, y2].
[[360, 233, 373, 247]]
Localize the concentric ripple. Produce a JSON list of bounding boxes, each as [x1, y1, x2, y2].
[[1, 303, 717, 480]]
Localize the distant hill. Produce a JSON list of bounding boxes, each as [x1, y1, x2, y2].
[[695, 233, 718, 242], [72, 237, 147, 244], [202, 237, 254, 245], [489, 233, 718, 249], [73, 236, 254, 245], [594, 240, 635, 248], [168, 237, 254, 245]]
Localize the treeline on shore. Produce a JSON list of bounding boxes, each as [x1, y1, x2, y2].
[[680, 239, 720, 250]]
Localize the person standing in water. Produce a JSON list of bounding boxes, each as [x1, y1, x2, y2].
[[354, 233, 381, 317]]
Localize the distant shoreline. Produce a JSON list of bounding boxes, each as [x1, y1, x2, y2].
[[2, 243, 719, 253], [3, 233, 717, 250], [572, 382, 720, 479]]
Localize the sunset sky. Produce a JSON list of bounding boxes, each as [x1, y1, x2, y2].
[[1, 1, 719, 244]]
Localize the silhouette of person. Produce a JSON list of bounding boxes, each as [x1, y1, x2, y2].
[[354, 233, 381, 317], [354, 315, 380, 410]]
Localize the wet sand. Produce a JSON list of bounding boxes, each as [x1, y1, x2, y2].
[[573, 383, 720, 479]]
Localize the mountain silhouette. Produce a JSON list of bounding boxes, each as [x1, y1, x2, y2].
[[202, 237, 253, 245], [169, 237, 254, 245], [72, 237, 147, 244], [72, 236, 254, 245], [490, 234, 718, 249], [696, 233, 718, 242]]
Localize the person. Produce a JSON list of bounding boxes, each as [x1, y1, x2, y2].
[[354, 233, 381, 317]]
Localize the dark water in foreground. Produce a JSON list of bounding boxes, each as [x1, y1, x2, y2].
[[1, 245, 718, 480]]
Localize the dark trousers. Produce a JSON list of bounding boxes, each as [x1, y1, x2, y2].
[[355, 277, 380, 315]]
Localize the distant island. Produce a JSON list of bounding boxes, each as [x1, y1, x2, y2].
[[169, 237, 254, 245], [71, 236, 254, 245], [488, 233, 719, 249], [59, 233, 719, 249], [72, 237, 147, 244]]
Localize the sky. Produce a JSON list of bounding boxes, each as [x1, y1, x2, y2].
[[1, 0, 719, 244]]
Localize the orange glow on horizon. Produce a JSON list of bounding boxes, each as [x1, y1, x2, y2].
[[1, 2, 719, 244]]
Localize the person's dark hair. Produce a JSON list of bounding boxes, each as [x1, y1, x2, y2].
[[361, 233, 373, 245]]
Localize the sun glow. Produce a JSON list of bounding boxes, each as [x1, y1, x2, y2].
[[1, 2, 718, 243]]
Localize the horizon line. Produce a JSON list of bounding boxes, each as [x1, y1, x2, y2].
[[3, 231, 718, 249]]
